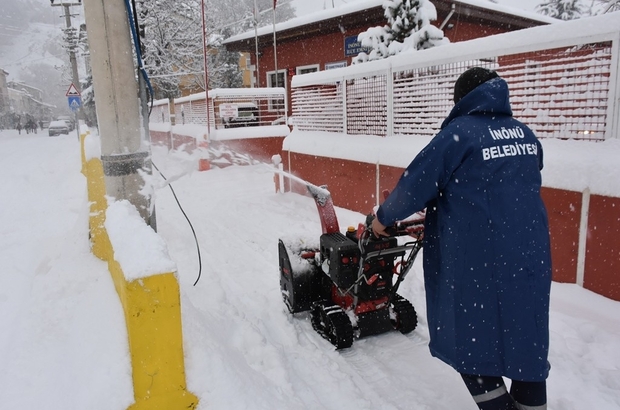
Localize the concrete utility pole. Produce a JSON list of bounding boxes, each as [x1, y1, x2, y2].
[[253, 0, 261, 87], [51, 1, 82, 138], [81, 0, 155, 228]]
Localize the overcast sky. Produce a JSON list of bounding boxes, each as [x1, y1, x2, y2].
[[290, 0, 542, 17]]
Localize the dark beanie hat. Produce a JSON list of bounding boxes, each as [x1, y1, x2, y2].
[[453, 67, 499, 103]]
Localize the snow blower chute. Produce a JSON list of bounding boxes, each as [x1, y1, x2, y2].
[[279, 184, 425, 349]]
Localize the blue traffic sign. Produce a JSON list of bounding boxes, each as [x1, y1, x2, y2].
[[68, 96, 82, 111]]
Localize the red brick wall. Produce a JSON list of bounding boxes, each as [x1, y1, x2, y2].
[[585, 194, 620, 300], [210, 137, 285, 164], [282, 150, 620, 302], [286, 152, 378, 213], [149, 129, 284, 166], [541, 188, 582, 284]]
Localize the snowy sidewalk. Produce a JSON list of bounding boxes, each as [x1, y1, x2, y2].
[[1, 129, 619, 409]]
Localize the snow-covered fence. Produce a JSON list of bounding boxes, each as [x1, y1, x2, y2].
[[291, 13, 620, 142], [175, 94, 212, 127], [209, 87, 288, 129], [151, 98, 172, 123], [150, 87, 287, 131]]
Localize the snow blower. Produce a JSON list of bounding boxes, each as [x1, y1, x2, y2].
[[279, 184, 425, 349]]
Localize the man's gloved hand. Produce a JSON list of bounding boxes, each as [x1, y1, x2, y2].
[[371, 217, 389, 237]]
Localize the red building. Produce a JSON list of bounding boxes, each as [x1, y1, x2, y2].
[[223, 0, 556, 111]]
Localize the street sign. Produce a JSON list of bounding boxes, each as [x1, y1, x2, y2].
[[66, 83, 81, 97], [68, 95, 82, 111]]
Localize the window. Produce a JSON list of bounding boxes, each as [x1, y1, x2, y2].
[[296, 64, 320, 75], [267, 70, 286, 88], [267, 70, 286, 111]]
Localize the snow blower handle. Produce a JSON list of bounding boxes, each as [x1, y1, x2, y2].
[[366, 189, 426, 239], [366, 212, 425, 240], [365, 213, 401, 238]]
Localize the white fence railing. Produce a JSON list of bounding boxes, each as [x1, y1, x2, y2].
[[291, 13, 620, 142], [150, 87, 287, 131]]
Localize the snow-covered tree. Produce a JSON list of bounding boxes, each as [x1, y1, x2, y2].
[[136, 0, 294, 98], [80, 74, 98, 128], [354, 0, 448, 64], [215, 0, 296, 32], [136, 0, 203, 99], [536, 0, 586, 20], [590, 0, 620, 14], [207, 30, 243, 89]]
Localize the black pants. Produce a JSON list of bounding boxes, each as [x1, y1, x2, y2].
[[460, 373, 547, 410]]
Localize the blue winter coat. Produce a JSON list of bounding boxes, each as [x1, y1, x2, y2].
[[377, 77, 552, 381]]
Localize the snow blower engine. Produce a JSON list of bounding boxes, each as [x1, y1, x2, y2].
[[278, 184, 425, 349]]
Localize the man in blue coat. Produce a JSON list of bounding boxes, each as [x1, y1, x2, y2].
[[372, 67, 552, 410]]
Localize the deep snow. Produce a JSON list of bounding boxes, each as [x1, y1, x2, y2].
[[0, 128, 619, 409]]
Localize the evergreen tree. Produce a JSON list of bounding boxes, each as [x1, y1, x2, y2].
[[536, 0, 585, 20], [354, 0, 448, 64]]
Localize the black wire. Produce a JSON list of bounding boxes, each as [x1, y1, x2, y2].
[[125, 0, 154, 114], [151, 162, 203, 286], [130, 0, 154, 117]]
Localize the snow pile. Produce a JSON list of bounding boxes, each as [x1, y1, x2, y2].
[[83, 132, 101, 161], [279, 235, 321, 276], [105, 199, 177, 280], [540, 137, 620, 196]]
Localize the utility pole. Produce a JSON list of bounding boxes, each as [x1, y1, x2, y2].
[[253, 0, 261, 87], [81, 0, 155, 228], [51, 1, 82, 138], [200, 0, 211, 140]]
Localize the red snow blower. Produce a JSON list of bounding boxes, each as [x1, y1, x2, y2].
[[278, 184, 425, 349]]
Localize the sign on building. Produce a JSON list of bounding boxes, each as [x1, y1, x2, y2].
[[325, 61, 348, 70], [344, 35, 371, 57]]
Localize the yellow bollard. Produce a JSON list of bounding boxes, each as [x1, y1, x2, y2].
[[80, 134, 198, 410]]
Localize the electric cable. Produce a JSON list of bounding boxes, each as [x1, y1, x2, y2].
[[151, 162, 203, 287], [123, 0, 154, 111], [129, 0, 154, 116], [123, 0, 203, 286]]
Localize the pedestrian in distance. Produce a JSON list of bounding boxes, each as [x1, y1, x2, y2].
[[372, 67, 552, 410]]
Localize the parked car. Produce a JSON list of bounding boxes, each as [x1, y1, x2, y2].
[[223, 103, 259, 128], [57, 116, 75, 131], [48, 120, 70, 136]]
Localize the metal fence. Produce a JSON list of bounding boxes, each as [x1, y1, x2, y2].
[[291, 14, 620, 142]]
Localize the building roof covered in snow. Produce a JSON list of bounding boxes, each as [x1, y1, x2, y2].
[[224, 0, 558, 46]]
